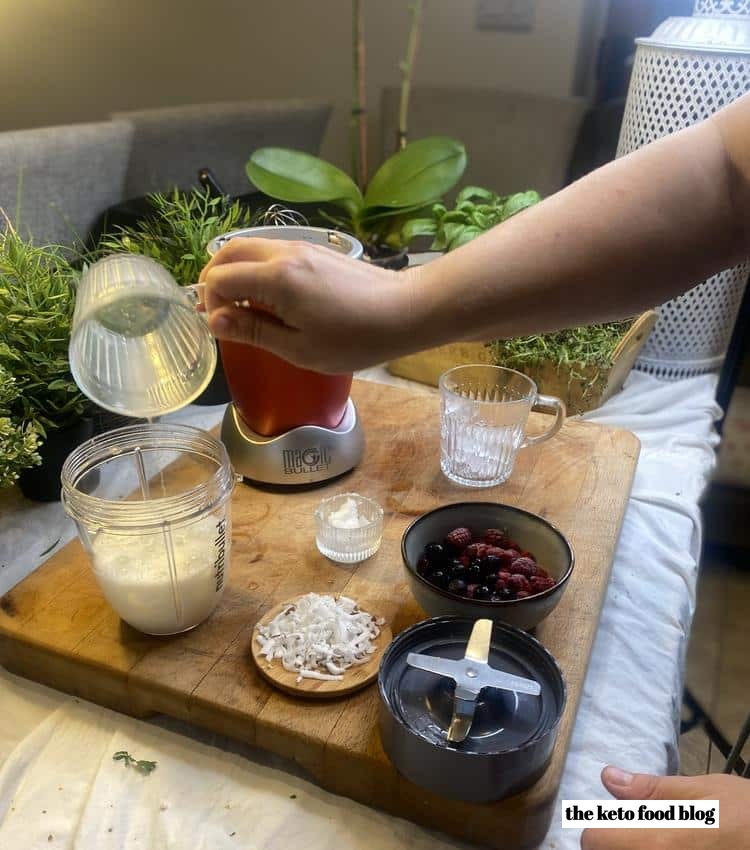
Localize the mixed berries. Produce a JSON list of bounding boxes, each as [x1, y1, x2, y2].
[[416, 527, 557, 602]]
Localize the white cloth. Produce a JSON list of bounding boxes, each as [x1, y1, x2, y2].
[[0, 370, 721, 850]]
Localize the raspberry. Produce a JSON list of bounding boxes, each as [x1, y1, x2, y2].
[[535, 566, 550, 579], [459, 553, 471, 567], [465, 583, 479, 599], [445, 527, 472, 551], [465, 542, 489, 561], [507, 574, 531, 594], [481, 548, 513, 569], [483, 528, 507, 547], [511, 556, 538, 578], [530, 576, 556, 594], [515, 591, 530, 599], [497, 570, 511, 584]]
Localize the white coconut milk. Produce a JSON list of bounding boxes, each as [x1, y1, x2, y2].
[[90, 512, 228, 635]]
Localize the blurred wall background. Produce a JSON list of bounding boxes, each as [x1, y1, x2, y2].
[[0, 0, 607, 170]]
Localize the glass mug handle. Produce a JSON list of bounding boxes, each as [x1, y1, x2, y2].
[[521, 394, 566, 449]]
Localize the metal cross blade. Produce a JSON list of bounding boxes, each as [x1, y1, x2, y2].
[[406, 619, 541, 744]]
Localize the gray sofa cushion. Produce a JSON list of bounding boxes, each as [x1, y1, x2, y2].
[[0, 121, 133, 247], [381, 87, 588, 198], [112, 99, 332, 198]]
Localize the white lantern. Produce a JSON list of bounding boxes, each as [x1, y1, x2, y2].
[[618, 0, 750, 380]]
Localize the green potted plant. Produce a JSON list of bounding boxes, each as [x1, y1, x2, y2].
[[245, 0, 465, 266], [98, 188, 254, 404], [0, 224, 92, 501], [401, 186, 542, 250], [245, 136, 467, 264], [0, 366, 41, 490]]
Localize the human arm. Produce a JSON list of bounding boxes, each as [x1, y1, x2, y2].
[[201, 95, 750, 373]]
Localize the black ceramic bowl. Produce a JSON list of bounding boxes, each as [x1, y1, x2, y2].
[[401, 503, 574, 631], [378, 616, 566, 802]]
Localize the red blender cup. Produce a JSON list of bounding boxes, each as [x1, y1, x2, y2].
[[206, 226, 362, 438], [205, 226, 365, 487], [219, 342, 352, 437]]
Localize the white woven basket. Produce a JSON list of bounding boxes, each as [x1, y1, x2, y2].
[[618, 1, 750, 380]]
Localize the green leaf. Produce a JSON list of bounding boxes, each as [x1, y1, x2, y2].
[[448, 226, 483, 251], [501, 191, 541, 220], [456, 185, 496, 205], [400, 218, 438, 244], [113, 750, 157, 776], [441, 222, 466, 247], [246, 148, 363, 217], [359, 200, 438, 224], [363, 137, 467, 209]]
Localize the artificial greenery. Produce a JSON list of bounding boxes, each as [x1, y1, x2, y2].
[[246, 137, 467, 252], [403, 186, 542, 251], [0, 366, 41, 488], [99, 189, 255, 285], [0, 225, 89, 435]]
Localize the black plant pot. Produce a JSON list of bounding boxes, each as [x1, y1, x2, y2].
[[366, 246, 409, 271], [193, 348, 231, 406], [18, 418, 94, 503]]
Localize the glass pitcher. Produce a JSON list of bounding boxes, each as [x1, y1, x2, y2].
[[69, 254, 217, 419]]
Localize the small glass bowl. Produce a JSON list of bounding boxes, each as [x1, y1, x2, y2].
[[314, 492, 384, 564]]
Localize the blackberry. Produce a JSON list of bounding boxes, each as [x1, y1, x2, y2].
[[448, 579, 467, 595]]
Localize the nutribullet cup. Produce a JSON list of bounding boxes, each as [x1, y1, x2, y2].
[[206, 226, 363, 437]]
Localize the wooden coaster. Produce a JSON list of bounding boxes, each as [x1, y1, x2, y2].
[[250, 596, 392, 699]]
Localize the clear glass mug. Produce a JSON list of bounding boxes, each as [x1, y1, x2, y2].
[[69, 254, 217, 419], [61, 423, 237, 635], [439, 365, 566, 488]]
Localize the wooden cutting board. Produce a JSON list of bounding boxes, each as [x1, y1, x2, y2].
[[0, 379, 639, 849]]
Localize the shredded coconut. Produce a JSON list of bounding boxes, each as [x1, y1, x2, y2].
[[254, 593, 385, 683], [327, 497, 368, 529]]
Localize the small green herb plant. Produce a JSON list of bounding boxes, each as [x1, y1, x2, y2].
[[113, 751, 158, 775], [0, 366, 41, 489], [0, 223, 89, 436], [246, 137, 467, 253], [99, 189, 254, 285], [402, 186, 541, 251], [489, 320, 633, 379]]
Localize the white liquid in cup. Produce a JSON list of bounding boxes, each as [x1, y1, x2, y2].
[[90, 513, 229, 635]]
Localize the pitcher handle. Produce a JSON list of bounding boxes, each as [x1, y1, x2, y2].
[[521, 394, 566, 449]]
